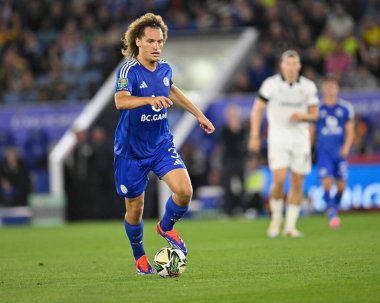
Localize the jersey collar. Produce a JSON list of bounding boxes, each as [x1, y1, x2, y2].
[[280, 73, 300, 86]]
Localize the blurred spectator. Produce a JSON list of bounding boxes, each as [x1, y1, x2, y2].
[[351, 116, 371, 155], [324, 41, 353, 83], [1, 46, 36, 103], [307, 1, 328, 38], [316, 27, 337, 58], [181, 142, 208, 193], [326, 4, 355, 40], [303, 48, 324, 75], [1, 0, 378, 104], [88, 126, 115, 219], [229, 73, 254, 93], [371, 113, 380, 153], [247, 54, 273, 92], [219, 105, 248, 215], [362, 16, 380, 47], [64, 129, 94, 220], [302, 66, 322, 88], [349, 65, 379, 90], [60, 20, 89, 73], [244, 155, 265, 218], [342, 31, 360, 57], [23, 129, 49, 171], [0, 129, 15, 159], [0, 146, 31, 206]]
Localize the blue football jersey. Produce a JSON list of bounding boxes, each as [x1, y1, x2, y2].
[[316, 99, 354, 154], [114, 58, 174, 159]]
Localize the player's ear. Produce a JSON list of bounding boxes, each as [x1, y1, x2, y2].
[[136, 37, 141, 47]]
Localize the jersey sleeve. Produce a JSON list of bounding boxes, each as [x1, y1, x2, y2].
[[307, 82, 319, 106], [257, 78, 272, 102], [346, 102, 355, 121], [115, 64, 135, 94]]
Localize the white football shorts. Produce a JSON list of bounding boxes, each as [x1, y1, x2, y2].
[[268, 142, 311, 174]]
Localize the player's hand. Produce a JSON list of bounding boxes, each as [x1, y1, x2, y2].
[[198, 116, 215, 134], [290, 113, 304, 122], [248, 136, 260, 153], [149, 96, 173, 109], [340, 145, 350, 158]]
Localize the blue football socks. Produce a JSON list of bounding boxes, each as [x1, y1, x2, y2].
[[334, 192, 343, 208], [323, 191, 336, 219], [124, 219, 145, 260], [160, 196, 188, 232]]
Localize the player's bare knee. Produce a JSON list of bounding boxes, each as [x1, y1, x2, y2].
[[271, 181, 284, 195], [174, 186, 193, 205], [322, 178, 332, 191]]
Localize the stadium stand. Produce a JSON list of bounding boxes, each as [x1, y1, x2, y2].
[[0, 0, 379, 218]]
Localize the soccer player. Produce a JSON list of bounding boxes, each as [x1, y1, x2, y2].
[[248, 50, 319, 238], [114, 13, 215, 274], [314, 76, 354, 229]]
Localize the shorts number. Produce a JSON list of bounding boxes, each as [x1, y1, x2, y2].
[[168, 147, 180, 159]]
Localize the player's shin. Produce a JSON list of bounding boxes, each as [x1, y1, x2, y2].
[[124, 219, 146, 260], [334, 192, 343, 208], [160, 196, 189, 232], [324, 190, 336, 218], [269, 198, 284, 224], [284, 204, 301, 233]]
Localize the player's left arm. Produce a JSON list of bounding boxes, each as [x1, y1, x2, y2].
[[169, 84, 215, 134], [291, 81, 319, 122], [291, 105, 319, 122], [341, 119, 355, 158]]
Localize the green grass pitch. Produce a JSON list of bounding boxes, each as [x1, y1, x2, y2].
[[1, 213, 379, 303]]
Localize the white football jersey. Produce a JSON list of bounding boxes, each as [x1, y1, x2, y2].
[[258, 74, 318, 147]]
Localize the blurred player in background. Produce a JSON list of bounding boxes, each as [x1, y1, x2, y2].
[[114, 13, 215, 274], [248, 50, 319, 238], [313, 76, 354, 229]]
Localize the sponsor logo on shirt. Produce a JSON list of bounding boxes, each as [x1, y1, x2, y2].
[[321, 115, 343, 135], [141, 112, 167, 122]]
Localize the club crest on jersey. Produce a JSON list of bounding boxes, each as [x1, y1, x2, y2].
[[163, 77, 170, 87], [120, 184, 128, 194], [118, 78, 128, 89]]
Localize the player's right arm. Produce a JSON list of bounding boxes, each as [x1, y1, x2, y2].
[[114, 91, 172, 110], [248, 97, 267, 153], [248, 78, 270, 153]]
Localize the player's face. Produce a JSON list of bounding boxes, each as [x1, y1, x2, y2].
[[280, 56, 301, 80], [136, 27, 164, 63], [322, 81, 339, 101]]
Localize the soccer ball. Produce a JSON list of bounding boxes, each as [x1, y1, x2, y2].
[[153, 247, 187, 278]]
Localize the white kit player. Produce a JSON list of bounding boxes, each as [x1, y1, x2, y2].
[[248, 50, 319, 238]]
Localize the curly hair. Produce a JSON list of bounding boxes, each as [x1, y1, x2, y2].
[[121, 13, 168, 58]]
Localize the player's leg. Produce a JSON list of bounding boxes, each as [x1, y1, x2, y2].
[[318, 154, 335, 218], [153, 145, 190, 254], [335, 179, 345, 210], [283, 171, 305, 237], [123, 194, 154, 274], [285, 146, 311, 238], [267, 167, 287, 238], [321, 176, 333, 212], [156, 168, 192, 254], [114, 155, 154, 274], [328, 159, 347, 228], [267, 143, 291, 238]]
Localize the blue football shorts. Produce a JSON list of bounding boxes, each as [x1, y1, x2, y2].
[[318, 151, 347, 180], [114, 145, 186, 198]]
